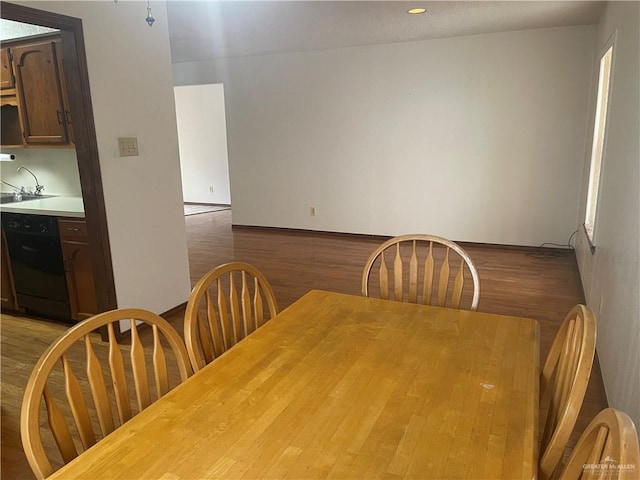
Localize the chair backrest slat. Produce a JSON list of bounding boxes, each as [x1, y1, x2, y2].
[[185, 262, 279, 372], [561, 320, 580, 400], [363, 234, 480, 311], [543, 319, 576, 447], [22, 309, 191, 479], [558, 408, 639, 480], [62, 354, 96, 450], [436, 248, 450, 307], [539, 305, 597, 480], [422, 242, 434, 305], [253, 277, 264, 329], [84, 335, 115, 436], [451, 259, 465, 309], [393, 244, 403, 301], [129, 319, 151, 412], [229, 272, 242, 345], [107, 322, 132, 425], [408, 240, 418, 303], [152, 325, 169, 397], [217, 278, 232, 351], [241, 271, 253, 335], [43, 385, 77, 464], [379, 251, 389, 300], [590, 425, 609, 465], [197, 309, 215, 364], [205, 291, 225, 358]]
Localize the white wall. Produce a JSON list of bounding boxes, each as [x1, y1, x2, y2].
[[575, 1, 639, 428], [174, 26, 596, 246], [174, 84, 231, 204], [15, 1, 191, 313], [0, 148, 82, 196]]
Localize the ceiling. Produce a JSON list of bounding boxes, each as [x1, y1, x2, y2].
[[166, 1, 604, 64]]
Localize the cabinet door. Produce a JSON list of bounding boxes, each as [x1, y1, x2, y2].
[[1, 229, 18, 311], [1, 48, 15, 90], [61, 240, 98, 321], [12, 40, 70, 144]]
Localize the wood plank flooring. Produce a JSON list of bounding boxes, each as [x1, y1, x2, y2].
[[1, 209, 608, 479]]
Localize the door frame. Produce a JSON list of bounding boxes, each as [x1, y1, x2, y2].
[[1, 2, 118, 327]]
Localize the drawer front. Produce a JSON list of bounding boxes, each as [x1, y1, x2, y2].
[[58, 219, 88, 241]]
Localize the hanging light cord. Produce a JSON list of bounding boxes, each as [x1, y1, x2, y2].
[[113, 0, 155, 27], [146, 0, 155, 27]]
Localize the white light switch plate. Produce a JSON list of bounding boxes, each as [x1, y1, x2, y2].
[[118, 137, 139, 157]]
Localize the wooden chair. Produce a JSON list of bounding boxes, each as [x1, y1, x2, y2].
[[20, 308, 192, 479], [184, 262, 279, 371], [361, 234, 480, 310], [558, 408, 639, 480], [539, 304, 597, 480]]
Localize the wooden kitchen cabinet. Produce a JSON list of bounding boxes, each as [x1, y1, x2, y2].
[[1, 48, 16, 90], [1, 228, 18, 311], [59, 218, 98, 321], [1, 46, 23, 147], [10, 36, 72, 146]]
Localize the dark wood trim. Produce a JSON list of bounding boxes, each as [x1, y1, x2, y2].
[[231, 223, 574, 254], [456, 241, 572, 255], [231, 224, 390, 241], [1, 3, 78, 30], [160, 302, 187, 319], [1, 31, 60, 46], [1, 2, 118, 339]]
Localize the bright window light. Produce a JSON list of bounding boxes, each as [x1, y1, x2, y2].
[[584, 45, 613, 247]]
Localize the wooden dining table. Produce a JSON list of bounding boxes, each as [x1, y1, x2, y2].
[[49, 290, 540, 479]]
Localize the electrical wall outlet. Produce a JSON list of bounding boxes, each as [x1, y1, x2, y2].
[[209, 186, 215, 193], [117, 137, 139, 157], [310, 206, 317, 216]]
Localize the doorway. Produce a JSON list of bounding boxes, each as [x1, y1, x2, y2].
[[174, 83, 231, 215], [1, 3, 117, 315]]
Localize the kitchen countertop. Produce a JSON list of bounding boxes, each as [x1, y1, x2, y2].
[[0, 196, 85, 218]]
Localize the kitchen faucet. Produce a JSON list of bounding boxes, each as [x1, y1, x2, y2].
[[17, 167, 44, 195]]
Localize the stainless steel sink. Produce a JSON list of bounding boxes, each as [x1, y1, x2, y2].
[[0, 194, 55, 204]]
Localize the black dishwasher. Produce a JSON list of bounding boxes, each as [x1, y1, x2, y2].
[[2, 213, 71, 320]]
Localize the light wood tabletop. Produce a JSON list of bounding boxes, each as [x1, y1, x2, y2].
[[48, 290, 539, 480]]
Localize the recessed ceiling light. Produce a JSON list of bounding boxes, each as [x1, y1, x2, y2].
[[407, 8, 427, 14]]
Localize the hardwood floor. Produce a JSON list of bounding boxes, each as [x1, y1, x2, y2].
[[1, 209, 608, 479]]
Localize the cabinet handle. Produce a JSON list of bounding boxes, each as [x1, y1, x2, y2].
[[67, 228, 81, 232], [56, 110, 64, 125], [65, 110, 72, 125]]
